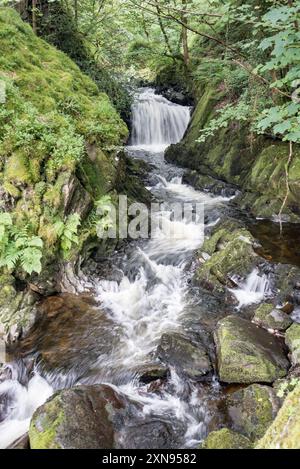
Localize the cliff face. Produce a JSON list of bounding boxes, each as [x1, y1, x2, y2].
[[165, 83, 300, 222]]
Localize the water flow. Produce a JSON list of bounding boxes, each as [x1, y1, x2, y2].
[[229, 268, 272, 308], [130, 88, 190, 151], [0, 89, 229, 449]]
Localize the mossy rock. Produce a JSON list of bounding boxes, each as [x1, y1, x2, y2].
[[29, 384, 127, 449], [195, 220, 257, 294], [227, 384, 280, 441], [202, 428, 252, 449], [253, 303, 292, 332], [256, 383, 300, 448], [285, 323, 300, 366], [214, 316, 289, 384]]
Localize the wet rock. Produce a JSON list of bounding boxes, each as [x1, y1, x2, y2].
[[195, 220, 259, 296], [214, 316, 289, 383], [256, 382, 300, 448], [202, 428, 252, 449], [136, 363, 169, 384], [227, 384, 280, 440], [119, 420, 180, 449], [17, 294, 121, 386], [29, 384, 129, 449], [8, 433, 29, 449], [253, 303, 292, 332], [156, 332, 211, 380], [285, 323, 300, 366], [183, 170, 237, 197]]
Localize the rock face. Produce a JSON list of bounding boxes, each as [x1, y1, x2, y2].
[[256, 383, 300, 449], [202, 428, 252, 449], [156, 332, 211, 380], [214, 316, 289, 383], [253, 303, 292, 332], [29, 384, 128, 449], [227, 384, 280, 440], [165, 83, 300, 222], [285, 323, 300, 366]]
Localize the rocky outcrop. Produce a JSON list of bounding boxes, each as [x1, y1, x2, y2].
[[214, 316, 289, 383], [29, 384, 129, 449], [256, 382, 300, 449], [227, 384, 280, 441], [165, 84, 300, 222], [202, 428, 252, 449]]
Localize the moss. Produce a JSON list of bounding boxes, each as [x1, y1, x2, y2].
[[214, 316, 289, 384], [29, 399, 64, 449], [227, 384, 280, 441], [253, 304, 292, 332], [196, 220, 256, 293], [4, 151, 31, 185], [256, 383, 300, 448], [202, 428, 252, 449]]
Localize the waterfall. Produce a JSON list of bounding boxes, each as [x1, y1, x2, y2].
[[130, 88, 190, 149], [229, 268, 272, 309]]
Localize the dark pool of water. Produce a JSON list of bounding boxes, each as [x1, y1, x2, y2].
[[247, 219, 300, 268]]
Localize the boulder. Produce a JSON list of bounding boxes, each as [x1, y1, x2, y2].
[[202, 428, 252, 449], [214, 316, 289, 383], [156, 332, 211, 380], [195, 220, 259, 295], [253, 303, 292, 332], [227, 384, 280, 440], [256, 383, 300, 449], [29, 384, 128, 449], [285, 323, 300, 366]]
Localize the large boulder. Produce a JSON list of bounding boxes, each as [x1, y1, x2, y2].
[[227, 384, 280, 440], [285, 323, 300, 366], [256, 383, 300, 449], [195, 220, 259, 296], [156, 332, 211, 380], [29, 384, 129, 449], [202, 428, 252, 449], [214, 316, 289, 383], [252, 303, 292, 332]]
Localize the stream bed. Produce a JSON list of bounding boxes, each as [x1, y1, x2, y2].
[[0, 88, 296, 449]]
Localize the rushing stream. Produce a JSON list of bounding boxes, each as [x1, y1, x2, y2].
[[0, 88, 267, 449]]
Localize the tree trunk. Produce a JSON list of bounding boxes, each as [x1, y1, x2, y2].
[[32, 0, 37, 34], [181, 0, 189, 67]]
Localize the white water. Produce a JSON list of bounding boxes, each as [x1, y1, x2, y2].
[[229, 268, 272, 308], [0, 371, 52, 448], [0, 89, 229, 449], [130, 88, 190, 151]]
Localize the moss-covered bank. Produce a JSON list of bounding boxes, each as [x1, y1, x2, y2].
[[165, 83, 300, 222]]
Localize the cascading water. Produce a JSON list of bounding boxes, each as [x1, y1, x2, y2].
[[0, 89, 231, 449], [130, 88, 190, 151], [229, 268, 272, 309]]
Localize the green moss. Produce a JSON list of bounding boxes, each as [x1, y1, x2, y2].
[[4, 151, 31, 185], [228, 384, 280, 441], [256, 383, 300, 448], [202, 428, 252, 449], [29, 399, 64, 449], [196, 220, 256, 293]]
